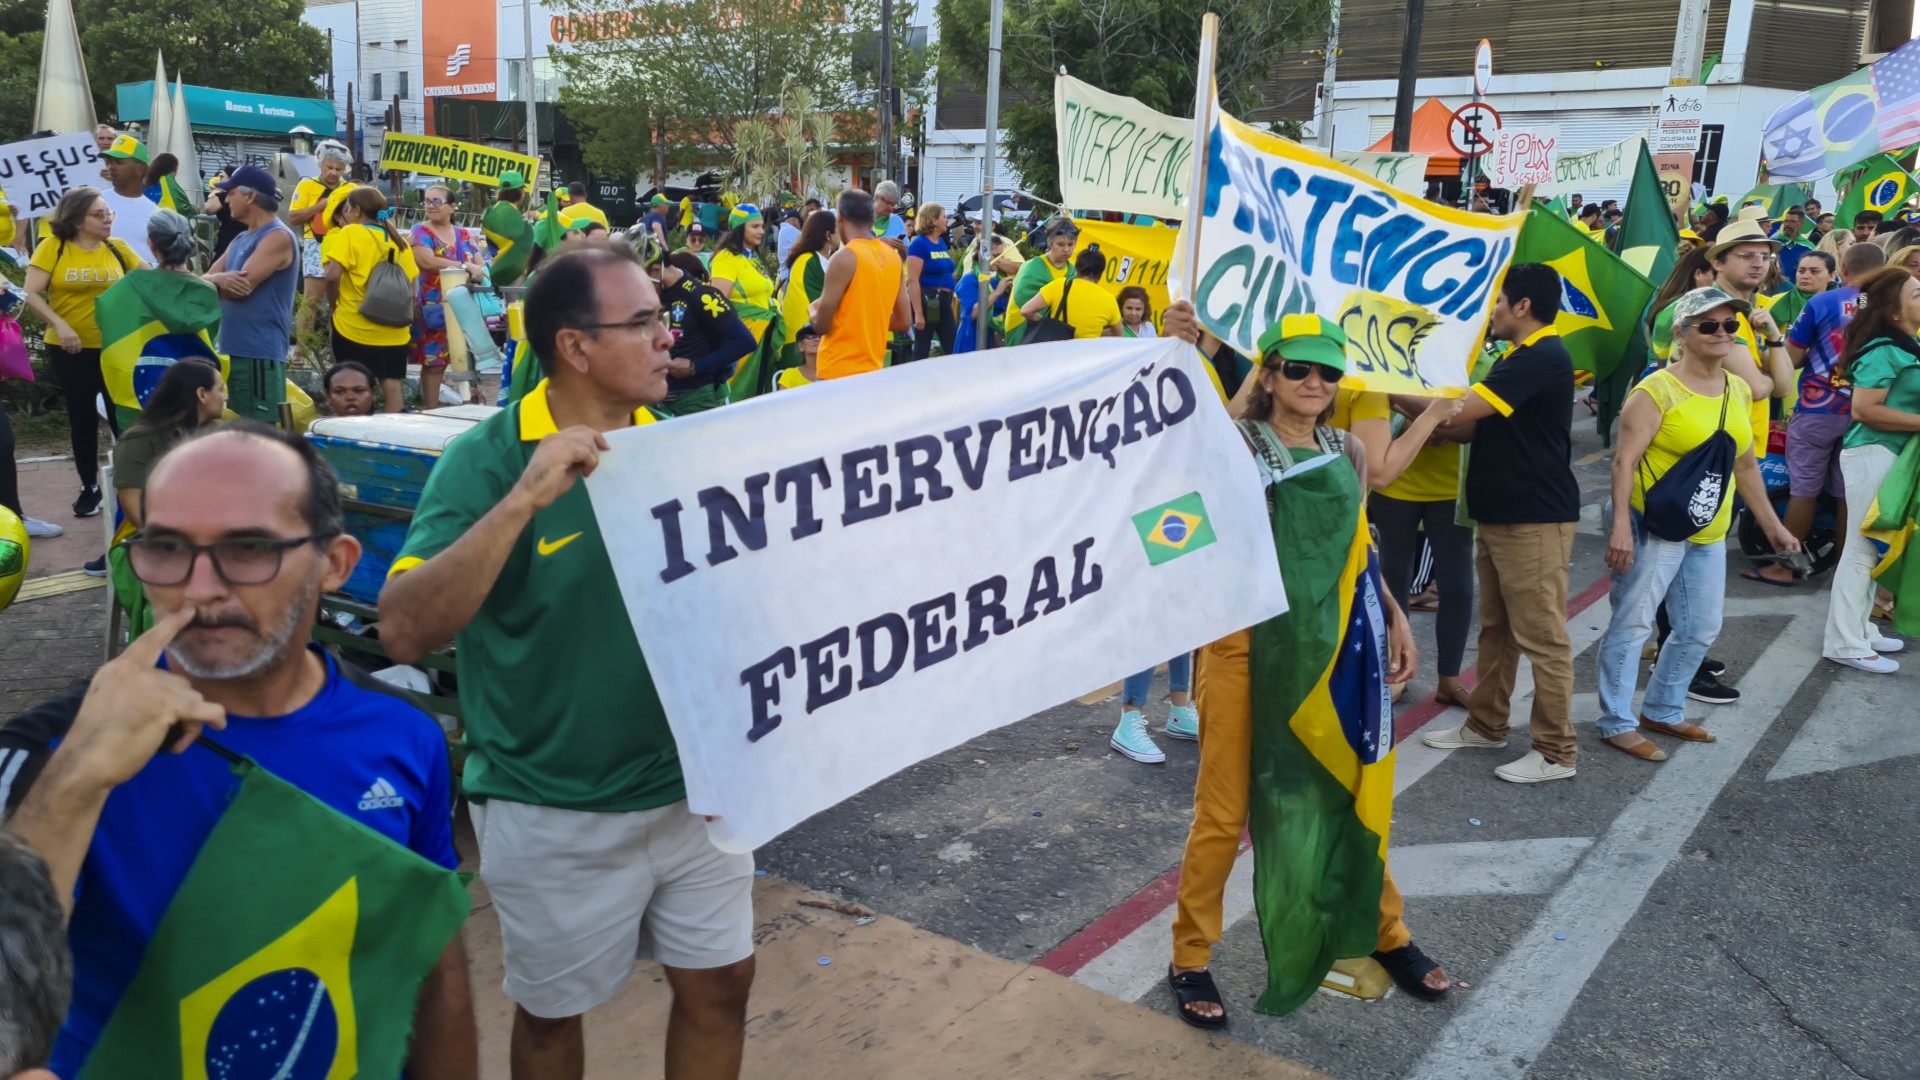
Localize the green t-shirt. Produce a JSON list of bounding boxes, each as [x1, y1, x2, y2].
[[110, 422, 183, 495], [391, 380, 684, 812], [1843, 339, 1920, 455]]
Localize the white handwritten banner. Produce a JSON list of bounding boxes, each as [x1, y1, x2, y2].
[[1534, 132, 1645, 197], [1055, 75, 1427, 219], [1055, 74, 1195, 219], [1483, 129, 1558, 188], [0, 132, 101, 215], [1171, 97, 1524, 395], [585, 338, 1287, 852], [1331, 150, 1431, 194]]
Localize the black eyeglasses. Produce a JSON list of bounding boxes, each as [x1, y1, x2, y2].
[[124, 533, 337, 586], [576, 314, 660, 334], [1688, 319, 1743, 336], [1272, 360, 1344, 383]]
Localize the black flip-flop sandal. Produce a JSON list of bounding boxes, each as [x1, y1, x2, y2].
[[1167, 965, 1229, 1028], [1371, 942, 1449, 1001]]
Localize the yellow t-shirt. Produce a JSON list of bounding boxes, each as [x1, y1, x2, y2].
[[291, 177, 340, 241], [0, 190, 14, 248], [709, 249, 775, 315], [1033, 278, 1122, 339], [322, 223, 419, 347], [1731, 310, 1777, 456], [1382, 441, 1461, 502], [1329, 386, 1389, 432], [775, 366, 815, 391], [558, 202, 610, 230], [1628, 368, 1755, 544], [28, 236, 141, 347]]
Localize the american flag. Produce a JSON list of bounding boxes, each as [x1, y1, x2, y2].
[[1874, 38, 1920, 150]]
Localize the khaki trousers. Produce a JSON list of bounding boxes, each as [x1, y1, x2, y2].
[[1464, 522, 1580, 765]]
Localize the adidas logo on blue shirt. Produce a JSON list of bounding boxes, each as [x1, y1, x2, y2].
[[358, 777, 405, 812]]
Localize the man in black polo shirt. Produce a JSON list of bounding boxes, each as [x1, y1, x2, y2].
[[1422, 263, 1582, 784], [641, 241, 755, 417]]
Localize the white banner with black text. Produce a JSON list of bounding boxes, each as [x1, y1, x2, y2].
[[585, 338, 1287, 852]]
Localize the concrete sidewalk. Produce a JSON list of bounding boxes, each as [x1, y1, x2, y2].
[[15, 458, 104, 577]]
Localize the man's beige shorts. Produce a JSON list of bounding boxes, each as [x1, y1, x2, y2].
[[473, 798, 756, 1019]]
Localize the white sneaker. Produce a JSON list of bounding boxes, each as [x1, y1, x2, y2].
[[1871, 635, 1905, 654], [1827, 653, 1900, 674], [1494, 750, 1578, 784], [21, 516, 64, 539], [1421, 722, 1508, 750]]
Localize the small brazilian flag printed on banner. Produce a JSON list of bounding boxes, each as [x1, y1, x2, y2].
[[1133, 492, 1217, 565]]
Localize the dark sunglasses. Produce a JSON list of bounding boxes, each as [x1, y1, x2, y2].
[[1688, 319, 1742, 335], [1271, 359, 1343, 383], [423, 197, 447, 206]]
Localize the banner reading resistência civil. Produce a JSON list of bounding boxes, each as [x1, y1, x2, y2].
[[1054, 74, 1428, 219], [585, 338, 1287, 852], [1172, 97, 1525, 395], [376, 132, 538, 188]]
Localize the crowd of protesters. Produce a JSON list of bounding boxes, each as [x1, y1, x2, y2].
[[4, 122, 1919, 1080]]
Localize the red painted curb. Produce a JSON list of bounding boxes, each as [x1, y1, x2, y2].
[[1036, 572, 1613, 979]]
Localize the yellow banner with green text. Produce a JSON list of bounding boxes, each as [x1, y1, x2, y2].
[[377, 132, 537, 188]]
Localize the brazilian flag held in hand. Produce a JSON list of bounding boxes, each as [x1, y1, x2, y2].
[[77, 758, 469, 1080], [1836, 153, 1918, 228], [1514, 206, 1656, 381]]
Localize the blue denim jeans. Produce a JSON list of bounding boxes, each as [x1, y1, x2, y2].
[[1594, 503, 1727, 737], [1123, 652, 1193, 707]]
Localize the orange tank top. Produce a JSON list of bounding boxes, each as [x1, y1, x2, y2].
[[818, 238, 901, 380]]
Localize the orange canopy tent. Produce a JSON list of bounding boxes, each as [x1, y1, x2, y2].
[[1364, 99, 1466, 177]]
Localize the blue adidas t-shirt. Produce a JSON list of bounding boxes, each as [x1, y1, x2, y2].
[[18, 648, 457, 1078]]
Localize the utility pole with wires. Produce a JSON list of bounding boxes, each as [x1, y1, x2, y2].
[[879, 0, 895, 181], [974, 0, 1003, 350], [522, 0, 540, 165], [1390, 0, 1424, 152], [1316, 0, 1341, 148]]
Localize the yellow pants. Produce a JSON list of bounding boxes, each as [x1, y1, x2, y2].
[[1170, 628, 1409, 970]]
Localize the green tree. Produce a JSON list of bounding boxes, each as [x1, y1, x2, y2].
[[553, 0, 919, 188], [731, 80, 838, 205], [74, 0, 328, 119], [934, 0, 1329, 203], [0, 29, 42, 143]]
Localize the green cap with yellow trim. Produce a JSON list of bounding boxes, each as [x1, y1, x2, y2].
[[102, 133, 148, 164], [1256, 313, 1347, 373]]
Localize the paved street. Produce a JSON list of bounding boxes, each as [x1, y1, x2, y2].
[[5, 410, 1915, 1078], [755, 410, 1920, 1080]]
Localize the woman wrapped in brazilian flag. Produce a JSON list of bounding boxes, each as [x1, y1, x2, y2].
[[1161, 307, 1459, 1026]]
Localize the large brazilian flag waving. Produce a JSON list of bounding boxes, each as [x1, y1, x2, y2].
[[1246, 446, 1393, 1015], [97, 270, 226, 413], [77, 757, 469, 1079], [1514, 206, 1655, 382]]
